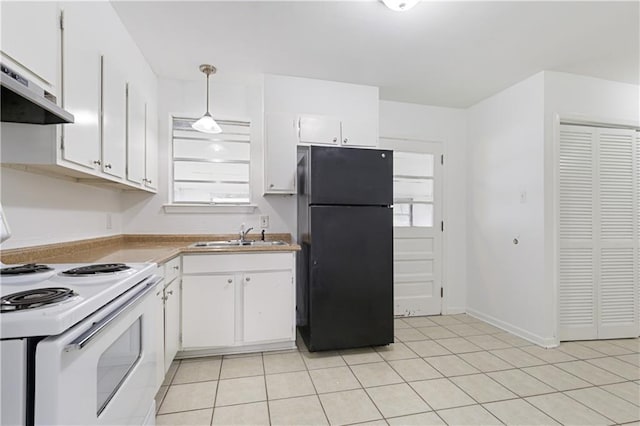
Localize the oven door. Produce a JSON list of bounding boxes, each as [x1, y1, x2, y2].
[[34, 275, 162, 426]]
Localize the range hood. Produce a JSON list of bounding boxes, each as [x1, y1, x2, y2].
[[1, 64, 74, 125]]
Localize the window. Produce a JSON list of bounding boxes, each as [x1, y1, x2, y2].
[[393, 152, 435, 227], [171, 117, 251, 204]]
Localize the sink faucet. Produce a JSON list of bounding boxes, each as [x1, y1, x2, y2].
[[239, 225, 254, 244]]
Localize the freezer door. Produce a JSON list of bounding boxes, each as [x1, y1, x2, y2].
[[307, 205, 393, 351], [309, 146, 392, 206]]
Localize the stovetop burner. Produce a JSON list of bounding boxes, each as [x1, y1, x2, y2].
[[0, 263, 54, 276], [1, 287, 76, 312], [61, 263, 131, 276]]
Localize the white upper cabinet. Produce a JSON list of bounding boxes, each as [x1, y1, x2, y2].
[[126, 84, 146, 185], [144, 98, 158, 190], [0, 2, 157, 192], [60, 2, 102, 171], [341, 118, 377, 148], [0, 1, 59, 94], [101, 56, 127, 179], [263, 75, 379, 195], [264, 113, 298, 194], [299, 114, 341, 145]]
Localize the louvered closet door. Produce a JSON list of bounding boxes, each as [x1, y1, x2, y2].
[[559, 125, 597, 340], [558, 125, 639, 341], [598, 128, 637, 338]]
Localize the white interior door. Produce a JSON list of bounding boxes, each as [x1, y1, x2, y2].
[[380, 138, 443, 317], [558, 125, 639, 340]]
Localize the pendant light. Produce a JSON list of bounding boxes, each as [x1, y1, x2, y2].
[[192, 64, 222, 134], [381, 0, 419, 11]]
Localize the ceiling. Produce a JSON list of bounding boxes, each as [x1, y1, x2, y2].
[[112, 1, 639, 108]]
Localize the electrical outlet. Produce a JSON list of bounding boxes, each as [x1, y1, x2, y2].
[[260, 215, 269, 228], [106, 213, 113, 230]]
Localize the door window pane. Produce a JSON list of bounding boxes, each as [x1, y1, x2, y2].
[[394, 152, 434, 177], [393, 151, 436, 228], [413, 203, 434, 227], [394, 177, 434, 202], [394, 203, 434, 227], [97, 318, 141, 414]]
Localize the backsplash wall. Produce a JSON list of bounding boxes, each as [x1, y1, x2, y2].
[[0, 165, 123, 249]]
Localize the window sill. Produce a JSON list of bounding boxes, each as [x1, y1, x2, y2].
[[163, 204, 258, 214]]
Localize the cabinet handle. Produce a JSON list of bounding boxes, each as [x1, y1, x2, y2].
[[105, 163, 112, 169], [245, 277, 251, 282], [227, 279, 233, 284], [162, 296, 168, 301], [167, 290, 173, 295], [269, 184, 274, 188], [173, 266, 179, 270], [93, 160, 101, 166], [343, 138, 348, 144], [332, 137, 337, 143]]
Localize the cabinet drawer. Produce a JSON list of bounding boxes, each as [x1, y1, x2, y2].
[[163, 256, 181, 283], [182, 253, 293, 274]]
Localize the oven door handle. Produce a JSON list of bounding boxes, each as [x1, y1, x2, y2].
[[64, 275, 163, 352]]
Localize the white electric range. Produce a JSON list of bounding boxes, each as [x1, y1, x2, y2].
[[0, 261, 162, 426]]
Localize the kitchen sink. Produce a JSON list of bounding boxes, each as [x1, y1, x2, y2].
[[190, 240, 287, 248]]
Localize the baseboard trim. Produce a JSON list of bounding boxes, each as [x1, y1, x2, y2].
[[443, 306, 466, 315], [466, 308, 558, 348]]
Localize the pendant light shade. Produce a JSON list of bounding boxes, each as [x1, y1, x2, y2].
[[192, 64, 222, 134], [382, 0, 419, 11]]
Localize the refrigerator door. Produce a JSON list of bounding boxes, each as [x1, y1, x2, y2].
[[309, 146, 393, 206], [306, 205, 393, 351]]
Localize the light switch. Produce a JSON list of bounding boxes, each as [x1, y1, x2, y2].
[[260, 215, 269, 228]]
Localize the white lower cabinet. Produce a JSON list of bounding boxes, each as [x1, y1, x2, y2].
[[182, 275, 235, 349], [154, 277, 165, 391], [181, 252, 296, 354], [163, 278, 181, 372], [243, 271, 294, 342]]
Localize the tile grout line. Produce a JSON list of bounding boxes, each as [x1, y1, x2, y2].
[[559, 386, 629, 425], [260, 352, 273, 426], [340, 348, 387, 423], [156, 316, 637, 424]]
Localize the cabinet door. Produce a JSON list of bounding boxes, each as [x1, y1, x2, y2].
[[182, 275, 235, 348], [299, 114, 341, 145], [0, 1, 59, 92], [243, 271, 294, 343], [154, 284, 165, 391], [60, 2, 102, 170], [126, 84, 145, 184], [264, 113, 297, 194], [341, 119, 377, 147], [164, 279, 181, 372], [144, 99, 158, 190], [101, 56, 126, 179]]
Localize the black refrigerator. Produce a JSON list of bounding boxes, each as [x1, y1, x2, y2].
[[297, 145, 394, 351]]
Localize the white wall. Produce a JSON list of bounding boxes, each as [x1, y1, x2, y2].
[[121, 76, 297, 236], [0, 166, 123, 249], [466, 72, 550, 345], [466, 71, 639, 346], [379, 100, 468, 314], [543, 71, 640, 342]]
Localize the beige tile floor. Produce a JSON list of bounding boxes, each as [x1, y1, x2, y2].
[[155, 314, 640, 425]]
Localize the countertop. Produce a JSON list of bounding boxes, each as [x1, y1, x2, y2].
[[0, 234, 300, 265]]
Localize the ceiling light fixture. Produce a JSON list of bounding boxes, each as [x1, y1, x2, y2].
[[382, 0, 419, 12], [192, 64, 222, 134]]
